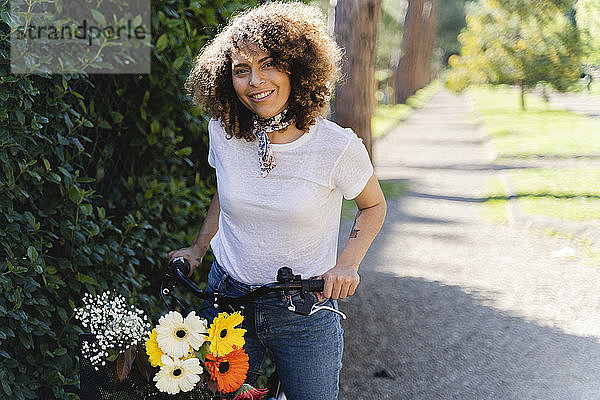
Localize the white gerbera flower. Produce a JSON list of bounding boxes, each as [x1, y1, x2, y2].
[[155, 311, 208, 358], [153, 355, 203, 394]]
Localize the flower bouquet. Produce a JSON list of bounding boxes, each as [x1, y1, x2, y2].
[[77, 291, 267, 400]]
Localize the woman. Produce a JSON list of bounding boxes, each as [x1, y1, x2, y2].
[[169, 2, 386, 399]]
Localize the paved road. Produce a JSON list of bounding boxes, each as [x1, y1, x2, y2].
[[338, 90, 600, 400]]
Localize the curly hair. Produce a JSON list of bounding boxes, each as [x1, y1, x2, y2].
[[184, 1, 342, 141]]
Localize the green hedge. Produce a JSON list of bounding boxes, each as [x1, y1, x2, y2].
[[0, 1, 255, 398]]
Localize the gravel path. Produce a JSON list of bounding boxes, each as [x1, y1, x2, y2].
[[338, 90, 600, 400]]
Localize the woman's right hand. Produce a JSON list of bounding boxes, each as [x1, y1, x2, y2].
[[167, 245, 204, 277]]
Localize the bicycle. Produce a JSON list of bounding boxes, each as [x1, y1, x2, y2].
[[79, 257, 346, 400]]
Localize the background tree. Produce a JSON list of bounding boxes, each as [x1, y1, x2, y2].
[[575, 0, 600, 71], [393, 0, 439, 104], [374, 0, 469, 105], [436, 0, 469, 65], [446, 0, 583, 110], [332, 0, 383, 159], [376, 0, 406, 71]]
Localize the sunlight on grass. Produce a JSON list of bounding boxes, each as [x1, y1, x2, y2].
[[509, 168, 600, 197], [507, 168, 600, 222], [481, 199, 509, 223], [482, 169, 600, 223], [372, 80, 443, 139], [473, 85, 600, 224], [469, 85, 600, 157], [407, 80, 443, 108], [570, 79, 600, 97], [481, 176, 509, 223], [372, 104, 411, 139], [519, 197, 600, 222]]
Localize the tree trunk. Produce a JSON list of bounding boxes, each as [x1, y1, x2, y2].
[[519, 80, 526, 110], [332, 0, 382, 160], [415, 0, 438, 90], [394, 0, 439, 104]]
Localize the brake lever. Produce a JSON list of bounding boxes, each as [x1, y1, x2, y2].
[[287, 290, 348, 319], [286, 295, 296, 313], [290, 280, 318, 316], [288, 280, 348, 320], [309, 304, 347, 320]]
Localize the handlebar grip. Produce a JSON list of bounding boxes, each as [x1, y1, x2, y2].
[[308, 279, 324, 292], [169, 257, 190, 277]]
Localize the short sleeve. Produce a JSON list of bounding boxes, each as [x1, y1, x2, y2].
[[331, 131, 374, 200], [207, 118, 216, 168]]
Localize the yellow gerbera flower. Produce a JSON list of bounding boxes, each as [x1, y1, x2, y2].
[[207, 311, 246, 357], [146, 329, 164, 367]]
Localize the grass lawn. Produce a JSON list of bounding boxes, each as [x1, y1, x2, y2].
[[511, 168, 600, 222], [372, 80, 443, 139], [406, 80, 444, 108], [481, 177, 509, 223], [519, 196, 600, 222], [592, 81, 600, 97], [569, 78, 600, 97], [509, 168, 600, 197], [483, 168, 600, 223], [469, 85, 600, 157], [372, 104, 411, 139], [471, 85, 600, 227]]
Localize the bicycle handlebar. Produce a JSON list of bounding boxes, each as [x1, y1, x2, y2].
[[161, 257, 334, 318]]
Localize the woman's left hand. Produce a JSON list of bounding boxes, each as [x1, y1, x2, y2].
[[317, 264, 360, 301]]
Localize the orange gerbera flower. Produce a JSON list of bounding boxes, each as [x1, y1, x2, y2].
[[205, 346, 249, 393]]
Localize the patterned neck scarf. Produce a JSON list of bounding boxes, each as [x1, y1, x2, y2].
[[253, 109, 293, 178]]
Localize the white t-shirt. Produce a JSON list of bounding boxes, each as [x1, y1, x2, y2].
[[207, 116, 373, 284]]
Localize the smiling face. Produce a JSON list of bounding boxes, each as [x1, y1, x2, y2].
[[231, 43, 291, 119]]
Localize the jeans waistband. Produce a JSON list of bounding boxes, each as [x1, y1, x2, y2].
[[211, 260, 265, 293]]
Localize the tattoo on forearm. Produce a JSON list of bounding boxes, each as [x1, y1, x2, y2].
[[350, 209, 362, 239]]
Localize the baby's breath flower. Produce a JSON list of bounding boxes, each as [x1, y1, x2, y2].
[[75, 292, 151, 366]]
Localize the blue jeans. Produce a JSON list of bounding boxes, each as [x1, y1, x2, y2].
[[201, 260, 344, 400]]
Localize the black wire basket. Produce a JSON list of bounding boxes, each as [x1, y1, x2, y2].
[[78, 333, 234, 400]]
